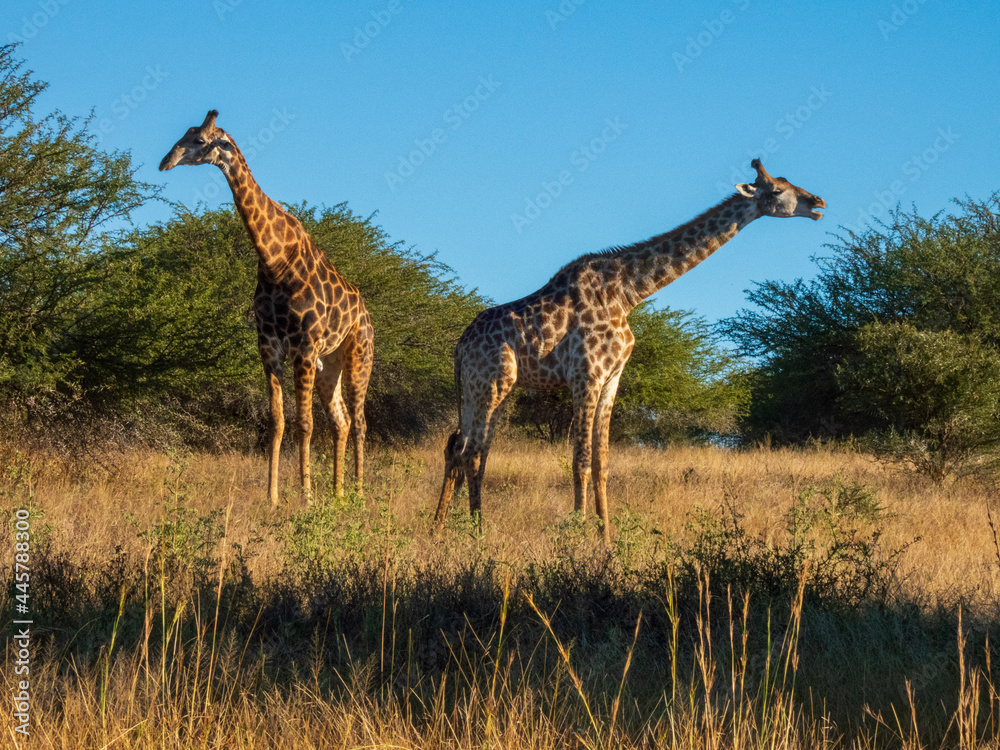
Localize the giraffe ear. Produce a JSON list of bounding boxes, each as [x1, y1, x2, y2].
[[735, 183, 758, 198]]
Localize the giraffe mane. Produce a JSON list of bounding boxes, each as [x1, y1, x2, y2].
[[548, 194, 745, 280]]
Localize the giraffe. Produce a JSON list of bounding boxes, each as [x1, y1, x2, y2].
[[159, 110, 374, 505], [434, 159, 825, 546]]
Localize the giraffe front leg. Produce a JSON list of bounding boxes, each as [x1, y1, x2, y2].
[[592, 374, 622, 549], [592, 417, 611, 549], [571, 387, 599, 519], [266, 369, 284, 507], [294, 358, 317, 503]]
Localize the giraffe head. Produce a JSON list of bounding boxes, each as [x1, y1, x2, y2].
[[158, 109, 236, 173], [735, 159, 826, 220]]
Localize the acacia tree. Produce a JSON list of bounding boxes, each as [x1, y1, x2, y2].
[[721, 194, 1000, 478], [0, 44, 154, 397], [91, 204, 488, 447], [836, 322, 1000, 481]]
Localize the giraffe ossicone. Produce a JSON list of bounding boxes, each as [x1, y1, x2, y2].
[[160, 110, 374, 505], [434, 159, 825, 546]]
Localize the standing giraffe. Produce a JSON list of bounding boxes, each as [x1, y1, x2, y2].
[[159, 110, 373, 505], [434, 160, 825, 545]]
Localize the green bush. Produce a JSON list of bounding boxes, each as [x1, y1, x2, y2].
[[684, 477, 911, 605], [722, 195, 1000, 452], [836, 322, 1000, 480], [0, 44, 154, 398]]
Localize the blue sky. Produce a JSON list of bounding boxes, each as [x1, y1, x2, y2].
[[7, 0, 999, 324]]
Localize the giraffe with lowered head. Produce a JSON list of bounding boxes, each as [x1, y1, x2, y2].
[[160, 110, 374, 505], [434, 160, 825, 546]]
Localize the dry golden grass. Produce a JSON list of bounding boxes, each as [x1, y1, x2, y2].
[[16, 435, 1000, 603], [4, 436, 1000, 748]]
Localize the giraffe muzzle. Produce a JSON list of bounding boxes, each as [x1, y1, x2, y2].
[[158, 151, 179, 171], [809, 196, 827, 220]]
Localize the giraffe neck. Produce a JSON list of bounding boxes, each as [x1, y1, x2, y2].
[[220, 142, 304, 278], [613, 195, 760, 310]]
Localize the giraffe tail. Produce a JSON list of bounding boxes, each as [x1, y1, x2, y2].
[[435, 427, 467, 535]]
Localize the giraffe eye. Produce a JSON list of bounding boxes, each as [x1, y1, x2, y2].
[[194, 137, 206, 145]]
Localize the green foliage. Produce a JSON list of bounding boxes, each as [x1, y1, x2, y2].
[[544, 510, 600, 560], [293, 203, 487, 441], [721, 195, 1000, 458], [61, 209, 267, 451], [512, 303, 748, 445], [0, 44, 155, 396], [125, 454, 262, 598], [836, 322, 1000, 480], [93, 211, 259, 399], [684, 478, 909, 605], [432, 503, 491, 549], [614, 303, 748, 444], [611, 505, 669, 572], [278, 478, 406, 579], [107, 203, 487, 446], [278, 490, 368, 576]]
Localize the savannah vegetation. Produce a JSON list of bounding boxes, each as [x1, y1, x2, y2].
[[4, 45, 1000, 748]]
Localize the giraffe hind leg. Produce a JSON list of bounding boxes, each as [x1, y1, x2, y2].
[[465, 371, 516, 522], [315, 352, 349, 497], [436, 349, 515, 534], [265, 367, 284, 506], [434, 430, 468, 536], [342, 325, 373, 496], [292, 358, 319, 504]]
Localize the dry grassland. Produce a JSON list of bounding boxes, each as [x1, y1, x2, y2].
[[3, 436, 1000, 748]]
